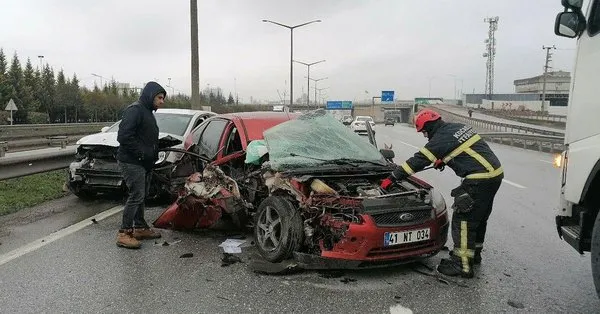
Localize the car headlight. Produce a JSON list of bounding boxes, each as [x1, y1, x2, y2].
[[430, 188, 446, 215], [155, 151, 168, 164]]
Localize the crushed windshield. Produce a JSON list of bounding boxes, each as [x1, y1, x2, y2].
[[106, 113, 193, 137], [263, 109, 386, 171]]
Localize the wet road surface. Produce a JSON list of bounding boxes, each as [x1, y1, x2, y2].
[[0, 123, 598, 313]]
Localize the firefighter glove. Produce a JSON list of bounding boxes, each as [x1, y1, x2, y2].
[[380, 177, 394, 190]]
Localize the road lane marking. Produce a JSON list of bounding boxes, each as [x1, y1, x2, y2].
[[539, 160, 553, 164], [0, 205, 124, 267], [397, 141, 419, 149], [502, 179, 526, 189]]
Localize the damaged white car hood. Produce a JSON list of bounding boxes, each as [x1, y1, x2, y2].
[[76, 132, 182, 147]]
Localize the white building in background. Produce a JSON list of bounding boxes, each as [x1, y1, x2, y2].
[[513, 71, 571, 94]]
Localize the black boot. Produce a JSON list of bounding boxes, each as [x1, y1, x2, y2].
[[437, 257, 474, 278], [474, 248, 482, 265]]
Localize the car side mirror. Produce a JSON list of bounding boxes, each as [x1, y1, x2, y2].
[[555, 11, 586, 38], [101, 126, 110, 132], [380, 149, 395, 160]]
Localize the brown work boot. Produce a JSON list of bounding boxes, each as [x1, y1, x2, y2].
[[116, 229, 141, 249], [132, 227, 162, 240]]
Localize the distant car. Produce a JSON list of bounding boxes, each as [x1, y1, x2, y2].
[[351, 116, 376, 134], [384, 117, 395, 126], [67, 108, 216, 199], [341, 115, 354, 126]]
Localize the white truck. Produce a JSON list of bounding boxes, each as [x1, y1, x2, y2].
[[553, 0, 600, 297]]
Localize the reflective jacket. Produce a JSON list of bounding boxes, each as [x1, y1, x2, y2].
[[391, 121, 503, 181]]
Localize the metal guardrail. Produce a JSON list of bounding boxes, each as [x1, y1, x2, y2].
[[0, 122, 112, 152], [479, 132, 565, 153], [0, 147, 75, 180], [480, 110, 567, 123], [432, 106, 565, 137]]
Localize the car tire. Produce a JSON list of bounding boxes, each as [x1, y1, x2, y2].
[[591, 212, 600, 298], [254, 196, 303, 262]]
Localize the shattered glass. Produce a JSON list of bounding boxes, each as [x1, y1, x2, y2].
[[263, 109, 387, 171]]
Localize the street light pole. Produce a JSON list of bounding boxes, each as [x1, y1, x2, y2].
[[91, 73, 107, 89], [308, 77, 327, 108], [294, 59, 325, 107], [262, 19, 322, 107]]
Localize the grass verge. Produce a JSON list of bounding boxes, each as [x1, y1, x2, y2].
[[0, 170, 68, 216]]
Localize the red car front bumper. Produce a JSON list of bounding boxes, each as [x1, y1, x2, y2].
[[296, 212, 449, 269]]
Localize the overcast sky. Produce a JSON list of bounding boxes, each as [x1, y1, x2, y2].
[[0, 0, 581, 103]]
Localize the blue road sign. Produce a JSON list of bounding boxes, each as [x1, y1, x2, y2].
[[326, 101, 353, 109], [382, 91, 394, 102]]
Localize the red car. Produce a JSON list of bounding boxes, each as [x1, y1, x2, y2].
[[154, 110, 448, 269]]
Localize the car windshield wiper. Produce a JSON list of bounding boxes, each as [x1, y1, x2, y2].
[[289, 153, 385, 168]]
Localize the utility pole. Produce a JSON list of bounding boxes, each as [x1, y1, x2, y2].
[[190, 0, 200, 109], [541, 45, 556, 113]]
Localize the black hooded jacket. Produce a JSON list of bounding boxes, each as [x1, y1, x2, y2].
[[116, 81, 166, 170], [391, 119, 503, 181]]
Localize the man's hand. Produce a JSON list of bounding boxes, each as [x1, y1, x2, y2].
[[380, 177, 394, 190], [434, 159, 445, 171]]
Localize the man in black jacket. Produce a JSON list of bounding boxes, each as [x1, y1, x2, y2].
[[115, 81, 166, 249], [380, 109, 503, 278]]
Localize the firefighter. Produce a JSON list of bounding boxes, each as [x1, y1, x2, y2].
[[380, 109, 503, 278]]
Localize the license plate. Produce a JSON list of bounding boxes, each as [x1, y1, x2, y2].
[[384, 228, 430, 246]]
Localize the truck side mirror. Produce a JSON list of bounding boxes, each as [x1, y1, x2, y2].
[[555, 11, 586, 38], [562, 0, 583, 9]]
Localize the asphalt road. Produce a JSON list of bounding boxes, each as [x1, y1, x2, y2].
[[0, 123, 598, 313]]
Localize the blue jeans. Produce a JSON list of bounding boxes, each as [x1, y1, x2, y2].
[[118, 161, 151, 230]]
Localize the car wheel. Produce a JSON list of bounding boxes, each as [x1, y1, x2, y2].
[[591, 212, 600, 298], [254, 196, 303, 262]]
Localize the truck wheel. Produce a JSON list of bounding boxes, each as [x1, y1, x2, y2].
[[592, 212, 600, 298], [254, 196, 303, 262]]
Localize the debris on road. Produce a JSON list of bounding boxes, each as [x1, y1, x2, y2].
[[91, 218, 98, 224], [221, 253, 243, 267], [340, 277, 357, 284], [179, 253, 194, 258], [216, 296, 230, 301], [507, 300, 525, 309], [318, 270, 345, 279], [218, 238, 246, 254], [249, 258, 301, 275], [503, 272, 512, 277]]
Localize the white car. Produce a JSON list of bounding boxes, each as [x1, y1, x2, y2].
[[67, 108, 216, 199], [351, 115, 376, 133]]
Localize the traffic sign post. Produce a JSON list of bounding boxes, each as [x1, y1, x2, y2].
[[381, 91, 394, 102], [4, 99, 18, 125]]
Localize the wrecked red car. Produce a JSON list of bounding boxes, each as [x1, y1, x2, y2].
[[154, 110, 449, 268]]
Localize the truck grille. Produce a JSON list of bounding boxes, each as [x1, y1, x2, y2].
[[370, 209, 432, 227]]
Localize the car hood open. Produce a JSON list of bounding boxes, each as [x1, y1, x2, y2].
[[76, 132, 183, 148]]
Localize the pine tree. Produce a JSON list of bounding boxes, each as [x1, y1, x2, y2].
[[227, 92, 234, 105], [7, 53, 25, 123], [22, 58, 39, 115], [40, 65, 55, 122], [54, 69, 68, 122]]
